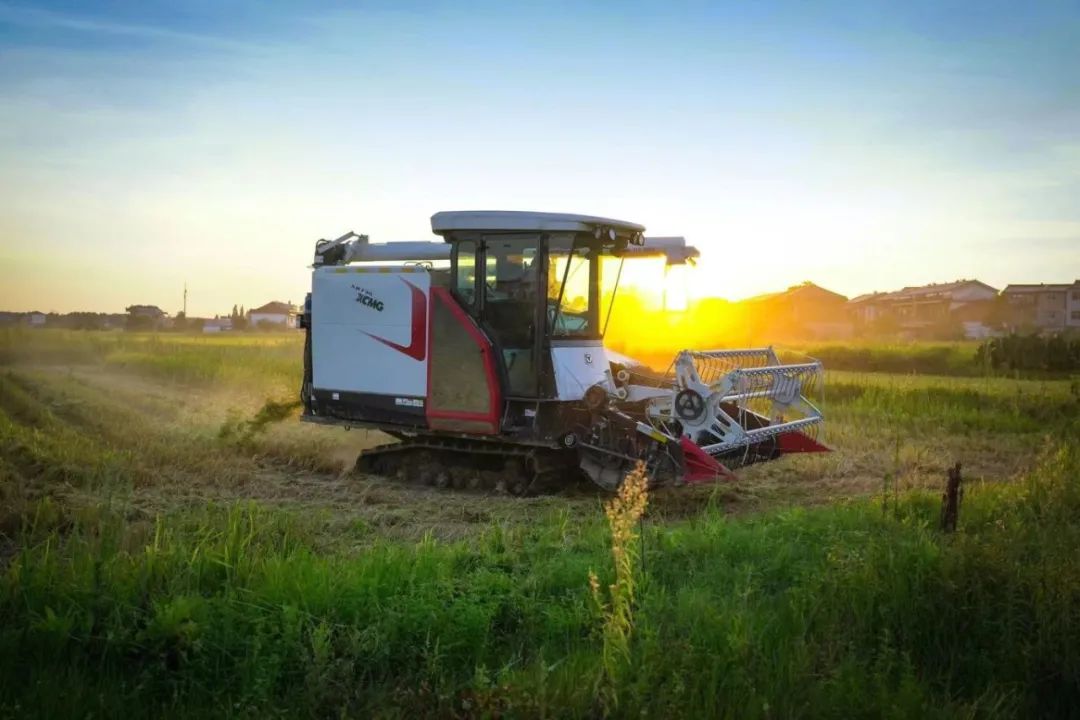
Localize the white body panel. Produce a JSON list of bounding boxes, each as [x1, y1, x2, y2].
[[550, 343, 610, 400], [345, 241, 449, 263], [311, 267, 430, 398]]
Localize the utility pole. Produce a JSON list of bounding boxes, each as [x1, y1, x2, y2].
[[183, 282, 188, 317]]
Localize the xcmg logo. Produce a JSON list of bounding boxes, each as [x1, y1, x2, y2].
[[351, 285, 384, 312]]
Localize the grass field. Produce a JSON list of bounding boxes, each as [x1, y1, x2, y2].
[[1, 330, 1078, 718]]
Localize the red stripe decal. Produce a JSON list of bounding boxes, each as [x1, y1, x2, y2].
[[364, 278, 427, 362]]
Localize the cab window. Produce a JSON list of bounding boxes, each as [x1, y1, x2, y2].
[[547, 244, 596, 337], [453, 239, 478, 307]]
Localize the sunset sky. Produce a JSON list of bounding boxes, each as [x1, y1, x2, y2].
[[1, 1, 1078, 316]]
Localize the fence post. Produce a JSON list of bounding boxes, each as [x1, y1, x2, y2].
[[940, 462, 962, 533]]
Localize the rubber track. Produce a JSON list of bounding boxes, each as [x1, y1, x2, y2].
[[355, 435, 580, 495]]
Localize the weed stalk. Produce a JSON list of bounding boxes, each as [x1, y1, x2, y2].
[[589, 461, 649, 710]]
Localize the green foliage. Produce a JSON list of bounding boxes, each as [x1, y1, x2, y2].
[[803, 338, 1080, 378], [800, 341, 979, 376], [825, 371, 1080, 436], [3, 324, 1080, 717], [977, 333, 1080, 373], [0, 438, 1077, 717]]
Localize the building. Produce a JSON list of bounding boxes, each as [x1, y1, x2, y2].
[[1073, 283, 1080, 329], [248, 301, 298, 328], [1002, 281, 1080, 332], [27, 311, 47, 328], [848, 280, 999, 339], [848, 292, 887, 325], [741, 282, 851, 339], [202, 317, 233, 333]]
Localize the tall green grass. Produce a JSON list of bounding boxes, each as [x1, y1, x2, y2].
[[799, 341, 981, 376], [4, 325, 1080, 717], [0, 329, 301, 393], [826, 371, 1080, 435], [1, 435, 1078, 718]]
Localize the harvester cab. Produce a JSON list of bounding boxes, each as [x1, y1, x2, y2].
[[301, 211, 827, 493]]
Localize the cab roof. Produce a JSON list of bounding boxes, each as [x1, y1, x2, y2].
[[430, 210, 645, 236]]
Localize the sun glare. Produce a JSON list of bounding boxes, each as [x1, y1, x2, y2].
[[599, 256, 744, 367], [663, 264, 689, 312]]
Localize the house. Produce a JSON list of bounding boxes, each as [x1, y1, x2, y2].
[[1002, 281, 1080, 333], [202, 317, 233, 333], [848, 280, 999, 339], [28, 311, 47, 328], [741, 282, 851, 339], [848, 292, 888, 325], [248, 301, 298, 328]]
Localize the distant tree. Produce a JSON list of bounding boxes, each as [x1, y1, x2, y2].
[[69, 312, 104, 331], [125, 315, 153, 332], [230, 304, 248, 331], [226, 306, 247, 332]]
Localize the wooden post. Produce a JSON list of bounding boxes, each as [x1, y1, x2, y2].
[[941, 462, 962, 533]]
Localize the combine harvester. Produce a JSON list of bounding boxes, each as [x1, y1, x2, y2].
[[300, 211, 826, 492]]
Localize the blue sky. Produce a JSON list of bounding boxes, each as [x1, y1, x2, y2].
[[1, 0, 1078, 315]]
